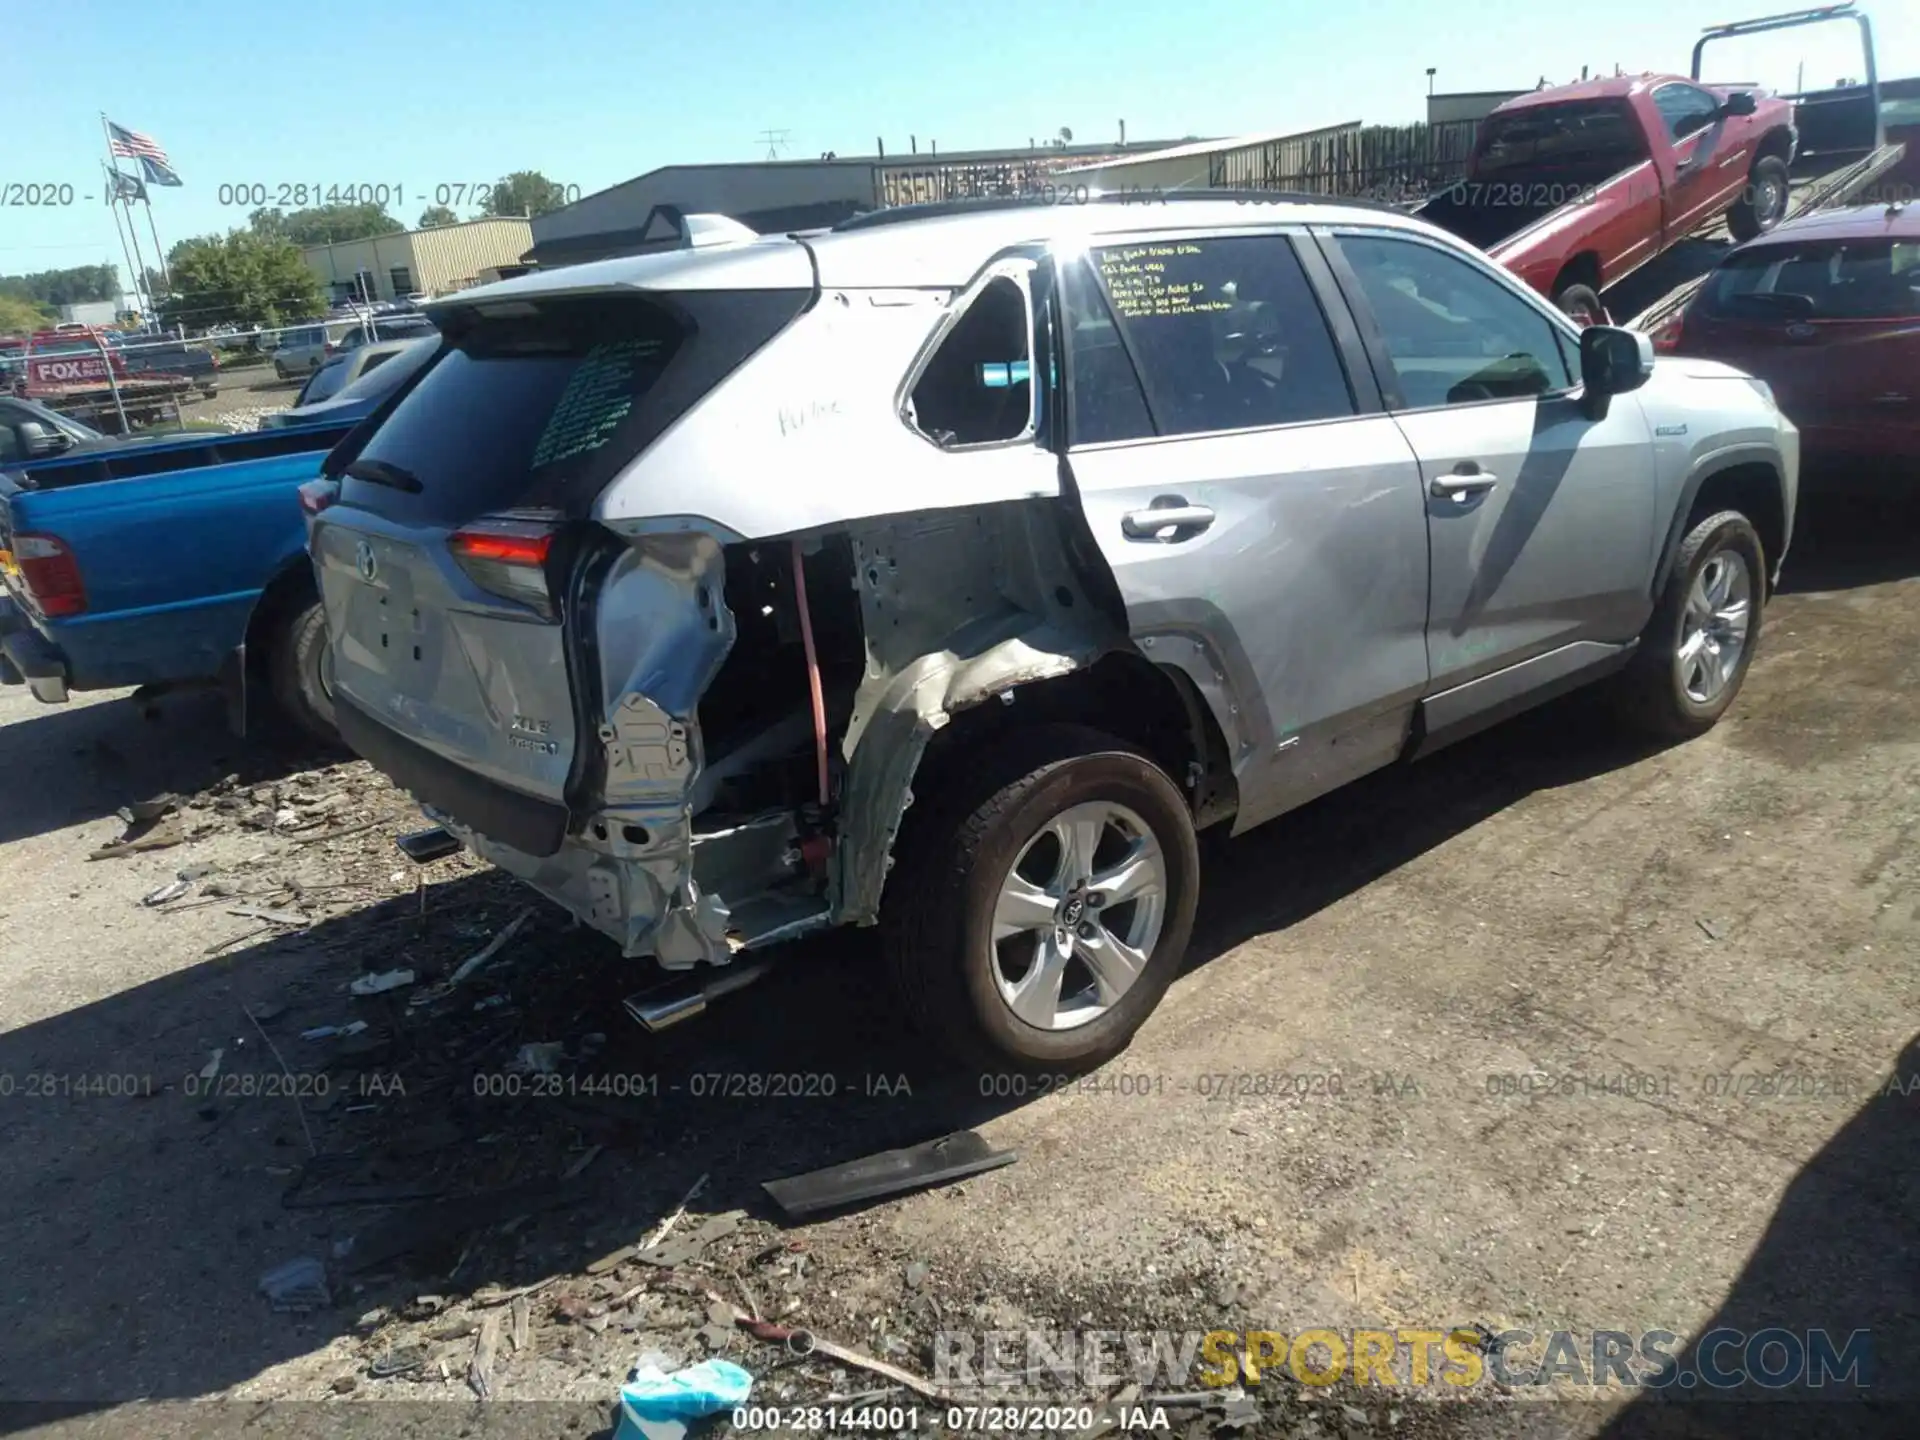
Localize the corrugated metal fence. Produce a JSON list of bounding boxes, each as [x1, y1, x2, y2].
[[1209, 121, 1481, 204]]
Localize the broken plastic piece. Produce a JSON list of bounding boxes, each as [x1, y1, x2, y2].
[[514, 1041, 565, 1075], [762, 1131, 1016, 1218], [258, 1256, 331, 1313], [349, 968, 417, 997], [142, 878, 191, 906], [301, 1021, 370, 1041], [396, 826, 462, 863], [614, 1358, 754, 1438]]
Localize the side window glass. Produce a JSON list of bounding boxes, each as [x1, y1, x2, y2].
[[0, 427, 20, 464], [1060, 254, 1155, 444], [1337, 234, 1574, 408], [1088, 235, 1354, 438], [907, 274, 1033, 447], [1655, 84, 1721, 142]]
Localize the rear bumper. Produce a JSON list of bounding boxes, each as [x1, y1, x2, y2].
[[335, 692, 569, 856], [0, 597, 70, 703]]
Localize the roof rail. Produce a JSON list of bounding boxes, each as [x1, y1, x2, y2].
[[832, 187, 1411, 231]]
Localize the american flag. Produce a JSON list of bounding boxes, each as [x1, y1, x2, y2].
[[107, 121, 169, 166]]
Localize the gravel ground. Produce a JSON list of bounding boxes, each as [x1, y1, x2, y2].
[[0, 485, 1914, 1440]]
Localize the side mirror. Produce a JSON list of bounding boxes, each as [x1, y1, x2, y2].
[[18, 420, 71, 458], [1580, 325, 1656, 417], [1722, 91, 1758, 118]]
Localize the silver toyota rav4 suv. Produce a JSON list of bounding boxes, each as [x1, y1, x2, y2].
[[305, 194, 1797, 1073]]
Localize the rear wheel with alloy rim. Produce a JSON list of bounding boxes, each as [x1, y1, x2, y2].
[[1614, 509, 1765, 738], [883, 725, 1200, 1073]]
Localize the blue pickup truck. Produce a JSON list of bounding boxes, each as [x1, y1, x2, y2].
[[0, 421, 359, 742]]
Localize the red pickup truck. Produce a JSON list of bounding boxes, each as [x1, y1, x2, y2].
[[1419, 75, 1797, 323]]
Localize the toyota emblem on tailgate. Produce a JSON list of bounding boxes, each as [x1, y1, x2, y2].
[[355, 539, 377, 583]]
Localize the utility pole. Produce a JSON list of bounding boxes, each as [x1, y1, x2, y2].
[[758, 129, 790, 161]]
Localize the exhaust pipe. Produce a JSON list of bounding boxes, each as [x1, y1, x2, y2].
[[624, 960, 772, 1033]]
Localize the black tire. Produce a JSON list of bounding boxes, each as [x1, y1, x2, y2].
[[1554, 283, 1606, 327], [1727, 155, 1790, 243], [267, 597, 339, 745], [881, 723, 1200, 1075], [1613, 510, 1766, 738]]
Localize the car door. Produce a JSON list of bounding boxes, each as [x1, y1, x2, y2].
[[1319, 227, 1657, 712], [1652, 82, 1742, 238], [1057, 227, 1431, 831]]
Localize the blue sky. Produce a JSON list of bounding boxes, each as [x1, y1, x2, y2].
[[6, 0, 1915, 278]]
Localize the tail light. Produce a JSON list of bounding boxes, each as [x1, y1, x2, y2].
[[14, 533, 86, 617], [448, 519, 558, 618], [1649, 307, 1687, 355], [298, 478, 340, 518]]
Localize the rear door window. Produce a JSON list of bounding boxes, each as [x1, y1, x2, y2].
[[1078, 234, 1355, 438]]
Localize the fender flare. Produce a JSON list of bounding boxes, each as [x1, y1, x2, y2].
[[1651, 442, 1788, 598]]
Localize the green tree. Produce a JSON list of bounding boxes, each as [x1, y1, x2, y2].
[[246, 206, 289, 240], [416, 204, 460, 228], [0, 294, 54, 335], [157, 231, 326, 331], [257, 203, 406, 248], [479, 170, 571, 219], [0, 264, 121, 308]]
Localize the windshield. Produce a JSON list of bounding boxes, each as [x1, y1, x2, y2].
[[1474, 100, 1648, 181], [1699, 238, 1920, 320]]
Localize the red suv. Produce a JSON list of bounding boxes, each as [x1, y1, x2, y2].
[[1665, 201, 1919, 472]]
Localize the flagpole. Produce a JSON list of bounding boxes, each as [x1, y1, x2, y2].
[[99, 114, 152, 318], [104, 164, 143, 323], [141, 195, 171, 301]]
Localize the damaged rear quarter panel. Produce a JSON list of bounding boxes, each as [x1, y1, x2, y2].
[[832, 502, 1123, 925]]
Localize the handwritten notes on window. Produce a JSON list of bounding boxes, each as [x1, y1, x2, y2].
[[530, 337, 665, 470], [1097, 244, 1234, 320]]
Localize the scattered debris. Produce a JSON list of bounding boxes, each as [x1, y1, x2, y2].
[[89, 814, 185, 860], [763, 1131, 1016, 1218], [142, 878, 192, 907], [228, 904, 310, 928], [1698, 917, 1728, 941], [198, 1049, 224, 1082], [204, 924, 272, 956], [468, 1313, 502, 1400], [450, 907, 535, 985], [330, 1374, 358, 1394], [725, 1301, 947, 1402], [301, 1021, 369, 1041], [349, 968, 416, 997], [244, 1003, 318, 1157], [293, 820, 378, 847], [560, 1144, 604, 1182], [368, 1347, 427, 1380], [904, 1260, 929, 1290], [615, 1358, 754, 1440], [638, 1213, 741, 1269], [118, 793, 180, 824], [513, 1041, 565, 1075], [509, 1295, 532, 1354], [258, 1256, 330, 1313]]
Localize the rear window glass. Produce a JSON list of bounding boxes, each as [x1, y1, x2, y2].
[[1475, 101, 1648, 181], [345, 297, 681, 520], [1698, 239, 1920, 320]]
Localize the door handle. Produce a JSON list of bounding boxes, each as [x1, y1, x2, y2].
[[1121, 504, 1216, 539], [1429, 470, 1500, 502]]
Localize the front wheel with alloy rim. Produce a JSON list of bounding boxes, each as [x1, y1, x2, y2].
[[882, 725, 1200, 1074], [1613, 509, 1765, 738]]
